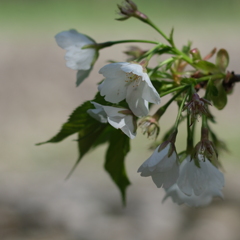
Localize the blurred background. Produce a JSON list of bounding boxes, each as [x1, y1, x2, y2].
[[1, 0, 240, 239]]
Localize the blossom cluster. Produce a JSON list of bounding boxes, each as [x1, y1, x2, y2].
[[54, 27, 225, 207], [44, 0, 236, 207]]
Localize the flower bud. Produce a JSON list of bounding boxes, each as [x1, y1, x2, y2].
[[183, 93, 212, 126], [192, 128, 219, 167], [139, 116, 160, 139], [116, 0, 148, 21], [190, 48, 202, 61], [124, 46, 147, 61]]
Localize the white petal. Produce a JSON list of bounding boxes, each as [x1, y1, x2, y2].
[[121, 115, 136, 139], [177, 157, 214, 197], [98, 77, 127, 103], [162, 185, 185, 205], [101, 105, 136, 139], [87, 102, 107, 123], [155, 150, 177, 172], [138, 166, 151, 177], [120, 63, 144, 76], [147, 143, 171, 171], [99, 62, 128, 76], [65, 46, 95, 70], [141, 76, 161, 104], [152, 161, 179, 188], [108, 117, 125, 129], [206, 160, 225, 189], [126, 81, 149, 117], [163, 184, 212, 207], [102, 106, 125, 118], [55, 30, 94, 49], [177, 159, 194, 196]]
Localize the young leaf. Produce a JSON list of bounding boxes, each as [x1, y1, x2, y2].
[[216, 49, 229, 73], [194, 60, 219, 74], [209, 79, 227, 110], [105, 129, 131, 205]]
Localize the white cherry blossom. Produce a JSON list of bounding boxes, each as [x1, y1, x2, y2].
[[87, 102, 136, 139], [163, 156, 224, 207], [163, 183, 223, 207], [177, 155, 224, 197], [98, 62, 161, 117], [55, 29, 97, 85], [137, 142, 179, 188]]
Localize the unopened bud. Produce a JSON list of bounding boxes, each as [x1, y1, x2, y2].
[[139, 116, 160, 139], [116, 0, 148, 21], [124, 46, 147, 61], [192, 128, 219, 167], [183, 93, 212, 126], [190, 48, 202, 61]]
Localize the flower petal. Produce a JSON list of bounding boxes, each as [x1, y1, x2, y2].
[[120, 115, 136, 139], [99, 62, 129, 78], [55, 30, 94, 49], [126, 81, 149, 116], [141, 76, 161, 104], [120, 63, 144, 76], [152, 161, 179, 188], [98, 73, 127, 104], [87, 102, 108, 123], [65, 46, 95, 70]]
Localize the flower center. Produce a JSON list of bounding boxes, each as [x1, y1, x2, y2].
[[125, 72, 142, 87]]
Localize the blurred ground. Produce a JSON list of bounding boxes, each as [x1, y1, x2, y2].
[[1, 0, 240, 239]]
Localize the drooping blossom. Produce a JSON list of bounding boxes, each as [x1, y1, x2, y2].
[[98, 62, 161, 117], [55, 29, 97, 86], [163, 156, 224, 207], [87, 102, 136, 139], [137, 141, 179, 188], [177, 155, 224, 197], [163, 182, 223, 207]]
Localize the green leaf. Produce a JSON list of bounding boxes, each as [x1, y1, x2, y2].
[[181, 41, 192, 56], [36, 101, 95, 145], [105, 129, 131, 205], [169, 27, 174, 44], [207, 79, 219, 97], [66, 123, 111, 179], [36, 92, 110, 145], [216, 49, 229, 72], [209, 79, 227, 110], [194, 60, 219, 74], [76, 68, 92, 86]]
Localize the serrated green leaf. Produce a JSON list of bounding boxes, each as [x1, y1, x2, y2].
[[36, 92, 110, 145], [66, 123, 111, 179], [36, 101, 95, 145], [105, 129, 131, 205]]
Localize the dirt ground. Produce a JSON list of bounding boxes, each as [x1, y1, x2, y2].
[[1, 26, 240, 240]]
